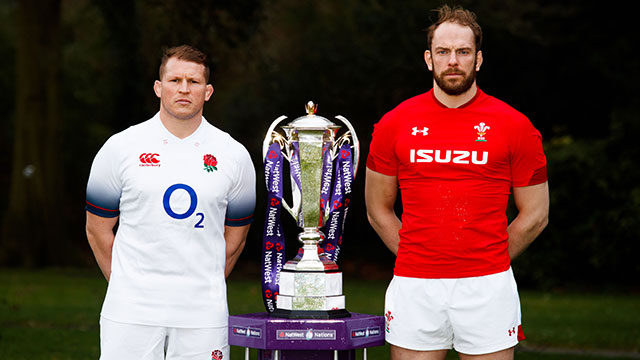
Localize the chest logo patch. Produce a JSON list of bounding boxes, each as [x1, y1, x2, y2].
[[411, 126, 429, 136], [410, 149, 488, 165], [139, 153, 160, 167], [474, 122, 490, 142], [203, 154, 218, 172]]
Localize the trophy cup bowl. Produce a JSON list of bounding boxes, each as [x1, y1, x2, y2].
[[262, 101, 359, 319]]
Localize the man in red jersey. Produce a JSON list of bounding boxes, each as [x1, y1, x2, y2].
[[365, 5, 549, 360]]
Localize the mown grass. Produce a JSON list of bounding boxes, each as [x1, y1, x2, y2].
[[0, 268, 638, 359]]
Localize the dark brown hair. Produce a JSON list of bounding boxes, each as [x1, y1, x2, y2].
[[426, 5, 482, 51], [158, 45, 210, 82]]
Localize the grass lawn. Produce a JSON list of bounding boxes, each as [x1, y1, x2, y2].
[[1, 268, 639, 359]]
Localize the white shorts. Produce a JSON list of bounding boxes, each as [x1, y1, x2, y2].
[[384, 267, 524, 355], [100, 317, 229, 360]]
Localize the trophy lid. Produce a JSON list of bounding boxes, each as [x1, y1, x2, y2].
[[282, 101, 341, 131]]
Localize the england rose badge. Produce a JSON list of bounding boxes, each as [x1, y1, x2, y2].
[[203, 154, 218, 172]]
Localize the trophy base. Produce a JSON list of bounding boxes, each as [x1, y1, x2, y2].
[[276, 269, 348, 315], [282, 259, 339, 271], [283, 244, 339, 271], [276, 293, 346, 310], [279, 270, 343, 296], [270, 308, 351, 319]]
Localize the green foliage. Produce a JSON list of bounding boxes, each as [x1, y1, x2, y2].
[[1, 269, 639, 359], [513, 103, 640, 289], [0, 0, 638, 289], [0, 1, 16, 212], [0, 268, 104, 359], [521, 291, 640, 351]]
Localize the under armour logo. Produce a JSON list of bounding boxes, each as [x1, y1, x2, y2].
[[411, 127, 429, 136]]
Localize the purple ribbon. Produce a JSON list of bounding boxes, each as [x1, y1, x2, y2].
[[321, 143, 354, 263], [261, 143, 286, 313], [290, 142, 304, 227], [319, 141, 333, 227]]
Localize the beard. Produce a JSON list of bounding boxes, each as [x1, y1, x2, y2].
[[433, 65, 477, 96]]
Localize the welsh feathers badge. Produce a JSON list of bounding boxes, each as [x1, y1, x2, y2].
[[203, 154, 218, 172], [474, 122, 490, 142]]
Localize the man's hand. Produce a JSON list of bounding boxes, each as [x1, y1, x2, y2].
[[365, 168, 402, 255], [224, 224, 251, 278], [508, 181, 549, 259], [86, 212, 118, 281]]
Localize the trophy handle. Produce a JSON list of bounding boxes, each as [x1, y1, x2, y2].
[[334, 115, 360, 178], [263, 115, 300, 220], [262, 115, 288, 160], [321, 115, 359, 226]]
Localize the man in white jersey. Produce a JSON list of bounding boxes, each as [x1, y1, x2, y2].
[[86, 45, 256, 360]]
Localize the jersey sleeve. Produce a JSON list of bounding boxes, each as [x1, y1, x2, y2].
[[85, 136, 123, 218], [366, 113, 399, 176], [224, 144, 256, 226], [510, 117, 548, 187]]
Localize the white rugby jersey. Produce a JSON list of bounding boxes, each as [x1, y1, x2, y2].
[[86, 113, 256, 327]]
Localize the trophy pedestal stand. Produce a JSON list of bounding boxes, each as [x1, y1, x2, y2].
[[228, 312, 385, 360]]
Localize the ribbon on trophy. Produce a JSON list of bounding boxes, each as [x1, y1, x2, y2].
[[261, 143, 285, 313], [321, 143, 353, 263], [261, 140, 354, 313], [289, 141, 306, 263], [290, 141, 304, 228], [319, 141, 334, 227]]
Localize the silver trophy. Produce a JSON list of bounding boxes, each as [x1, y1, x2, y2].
[[263, 101, 359, 318]]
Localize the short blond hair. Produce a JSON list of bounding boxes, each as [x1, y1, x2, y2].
[[159, 45, 210, 81]]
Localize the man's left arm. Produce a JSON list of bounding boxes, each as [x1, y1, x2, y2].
[[224, 224, 251, 278], [508, 181, 549, 259]]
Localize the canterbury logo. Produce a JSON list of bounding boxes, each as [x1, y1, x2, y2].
[[139, 153, 160, 166], [410, 149, 488, 165]]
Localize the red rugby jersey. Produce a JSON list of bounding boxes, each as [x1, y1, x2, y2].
[[367, 89, 547, 278]]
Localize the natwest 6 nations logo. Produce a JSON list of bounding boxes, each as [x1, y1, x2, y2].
[[410, 149, 488, 165], [276, 329, 336, 340], [351, 326, 382, 339]]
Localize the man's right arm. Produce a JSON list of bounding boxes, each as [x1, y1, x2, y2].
[[86, 211, 118, 281], [364, 168, 402, 255]]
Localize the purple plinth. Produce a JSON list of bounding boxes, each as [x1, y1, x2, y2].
[[229, 312, 385, 359]]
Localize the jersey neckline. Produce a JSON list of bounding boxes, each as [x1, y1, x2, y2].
[[430, 88, 484, 109], [153, 112, 207, 142]]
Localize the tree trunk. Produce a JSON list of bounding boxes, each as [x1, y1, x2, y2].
[[1, 0, 64, 266]]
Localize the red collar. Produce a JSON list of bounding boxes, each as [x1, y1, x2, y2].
[[431, 88, 482, 109]]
